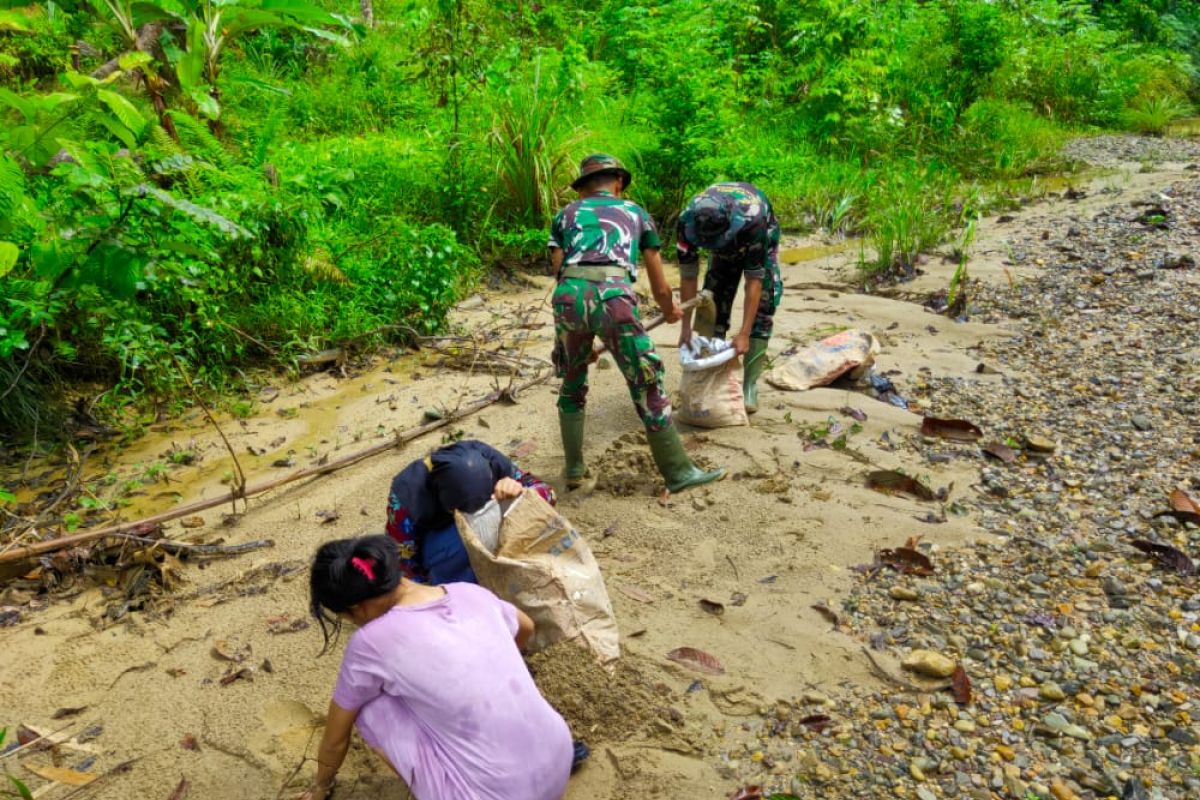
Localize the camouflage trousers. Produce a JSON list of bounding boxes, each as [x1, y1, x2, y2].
[[699, 238, 783, 341], [551, 278, 672, 432]]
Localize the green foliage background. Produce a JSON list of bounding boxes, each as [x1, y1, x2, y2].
[[0, 0, 1196, 438]]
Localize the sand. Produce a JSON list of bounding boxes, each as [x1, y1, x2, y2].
[[1, 155, 1195, 799]]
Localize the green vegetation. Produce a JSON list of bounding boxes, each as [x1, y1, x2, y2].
[[1, 0, 1197, 439]]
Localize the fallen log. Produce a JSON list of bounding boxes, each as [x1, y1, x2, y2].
[[0, 291, 710, 566]]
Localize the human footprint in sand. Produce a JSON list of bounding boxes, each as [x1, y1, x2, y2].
[[296, 535, 573, 800]]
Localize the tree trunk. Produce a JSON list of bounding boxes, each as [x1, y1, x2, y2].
[[360, 0, 375, 28]]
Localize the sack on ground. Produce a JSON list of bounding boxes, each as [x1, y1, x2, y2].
[[675, 336, 749, 428], [765, 329, 879, 391], [455, 490, 620, 662]]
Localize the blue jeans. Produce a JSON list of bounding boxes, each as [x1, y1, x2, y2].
[[420, 523, 478, 585]]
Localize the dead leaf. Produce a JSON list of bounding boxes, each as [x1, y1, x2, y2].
[[866, 470, 935, 501], [271, 456, 295, 468], [26, 765, 95, 786], [951, 665, 972, 705], [797, 713, 834, 733], [810, 602, 839, 629], [212, 639, 251, 663], [878, 547, 935, 576], [666, 647, 725, 675], [166, 668, 187, 678], [16, 725, 41, 747], [839, 406, 867, 422], [699, 599, 725, 616], [920, 416, 982, 442], [904, 534, 924, 549], [1157, 489, 1200, 525], [266, 614, 310, 634], [982, 442, 1017, 463], [729, 787, 764, 800], [258, 386, 280, 403], [510, 440, 538, 460], [261, 658, 274, 674], [51, 707, 88, 720], [601, 522, 620, 538], [219, 667, 254, 686], [180, 734, 200, 751], [314, 509, 340, 525], [179, 516, 205, 529], [1130, 539, 1197, 577], [730, 592, 748, 607], [618, 584, 654, 604], [167, 776, 191, 800]]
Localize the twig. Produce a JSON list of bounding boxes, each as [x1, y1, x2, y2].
[[0, 323, 45, 402], [172, 354, 246, 513], [112, 534, 274, 557], [108, 661, 156, 689], [725, 554, 740, 582], [57, 756, 144, 799], [0, 721, 78, 760], [0, 368, 556, 565]]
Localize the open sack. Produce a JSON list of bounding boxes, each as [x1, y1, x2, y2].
[[675, 335, 749, 428], [456, 491, 619, 663]]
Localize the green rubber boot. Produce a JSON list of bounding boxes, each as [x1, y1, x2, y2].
[[558, 410, 588, 489], [646, 425, 725, 494], [742, 338, 770, 414]]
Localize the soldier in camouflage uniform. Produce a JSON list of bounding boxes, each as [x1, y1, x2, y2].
[[549, 154, 724, 493], [676, 182, 782, 414]]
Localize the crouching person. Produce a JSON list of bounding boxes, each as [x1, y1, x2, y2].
[[298, 535, 573, 800]]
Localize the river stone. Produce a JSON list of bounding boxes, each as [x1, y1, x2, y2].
[[902, 650, 957, 678]]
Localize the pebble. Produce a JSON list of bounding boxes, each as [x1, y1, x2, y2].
[[902, 650, 957, 678], [1040, 683, 1066, 702], [889, 586, 920, 601]]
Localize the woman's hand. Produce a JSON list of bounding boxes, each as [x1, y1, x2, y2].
[[493, 477, 524, 501], [291, 781, 332, 800]]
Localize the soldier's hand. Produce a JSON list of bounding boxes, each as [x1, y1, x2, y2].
[[732, 333, 750, 355], [660, 301, 683, 324], [493, 477, 524, 501]]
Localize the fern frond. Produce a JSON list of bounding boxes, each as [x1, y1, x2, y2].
[[168, 110, 231, 168]]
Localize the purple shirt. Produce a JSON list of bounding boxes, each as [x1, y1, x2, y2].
[[333, 583, 572, 800]]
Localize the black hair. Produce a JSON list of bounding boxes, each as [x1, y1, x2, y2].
[[309, 534, 402, 654], [428, 442, 495, 515]]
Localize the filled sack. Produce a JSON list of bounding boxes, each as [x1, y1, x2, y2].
[[765, 329, 879, 391], [675, 336, 749, 428], [455, 490, 619, 663]]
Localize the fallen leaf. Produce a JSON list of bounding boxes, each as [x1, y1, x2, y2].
[[618, 584, 654, 604], [180, 734, 200, 751], [666, 647, 726, 675], [219, 667, 254, 686], [1130, 539, 1197, 577], [839, 406, 867, 422], [271, 456, 295, 468], [1157, 489, 1200, 525], [26, 765, 95, 786], [878, 546, 935, 576], [51, 707, 88, 720], [698, 599, 725, 616], [179, 516, 205, 529], [76, 724, 103, 743], [920, 416, 983, 442], [628, 629, 647, 638], [904, 534, 924, 549], [951, 665, 972, 705], [261, 658, 274, 674], [601, 522, 620, 538], [974, 362, 1001, 374], [730, 592, 748, 607], [510, 440, 538, 460], [865, 470, 935, 501], [212, 639, 251, 663], [757, 575, 777, 584], [16, 726, 40, 746], [810, 601, 839, 629], [166, 668, 187, 678], [729, 786, 764, 800], [982, 442, 1017, 463], [266, 614, 310, 634], [167, 777, 191, 800], [797, 713, 834, 733], [314, 509, 340, 524]]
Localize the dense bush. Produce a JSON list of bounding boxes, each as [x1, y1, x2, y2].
[[0, 0, 1197, 439]]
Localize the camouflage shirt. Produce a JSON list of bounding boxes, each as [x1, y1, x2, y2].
[[549, 191, 662, 281], [676, 182, 779, 280]]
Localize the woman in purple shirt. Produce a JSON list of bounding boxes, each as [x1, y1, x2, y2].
[[298, 535, 573, 800]]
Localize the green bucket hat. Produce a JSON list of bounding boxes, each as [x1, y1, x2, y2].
[[570, 153, 632, 191]]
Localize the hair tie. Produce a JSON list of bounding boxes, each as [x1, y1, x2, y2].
[[350, 556, 376, 582]]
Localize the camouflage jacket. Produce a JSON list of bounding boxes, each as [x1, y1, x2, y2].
[[676, 182, 779, 279], [549, 191, 662, 281]]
